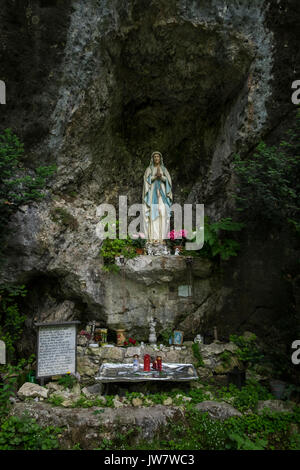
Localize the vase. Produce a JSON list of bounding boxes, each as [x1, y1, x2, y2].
[[116, 329, 126, 346]]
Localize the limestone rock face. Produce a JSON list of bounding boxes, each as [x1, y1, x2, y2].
[[195, 401, 242, 420], [0, 0, 298, 348], [17, 383, 48, 400], [77, 356, 99, 380], [198, 341, 242, 373]]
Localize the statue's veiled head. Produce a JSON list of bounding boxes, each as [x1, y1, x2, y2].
[[150, 151, 164, 168]]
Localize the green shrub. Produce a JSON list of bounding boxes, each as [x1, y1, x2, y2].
[[233, 110, 300, 228], [227, 432, 268, 450], [0, 129, 56, 253], [57, 373, 77, 390], [132, 407, 300, 451], [183, 217, 244, 261], [0, 284, 27, 361], [217, 380, 273, 412], [0, 414, 61, 450], [230, 333, 264, 366], [191, 343, 205, 367], [0, 356, 35, 421], [100, 237, 137, 272], [48, 395, 64, 407]]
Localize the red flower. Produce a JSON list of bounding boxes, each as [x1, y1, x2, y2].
[[124, 341, 128, 346], [129, 337, 136, 345]]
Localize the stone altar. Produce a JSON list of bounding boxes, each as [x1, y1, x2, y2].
[[96, 362, 198, 383]]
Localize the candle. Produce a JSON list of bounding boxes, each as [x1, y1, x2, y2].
[[144, 354, 151, 371], [156, 356, 162, 371]]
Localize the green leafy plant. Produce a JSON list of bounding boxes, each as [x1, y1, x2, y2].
[[131, 405, 300, 451], [0, 356, 35, 421], [100, 237, 137, 272], [57, 373, 77, 390], [0, 374, 17, 420], [227, 432, 268, 450], [48, 395, 64, 407], [0, 129, 56, 255], [131, 232, 146, 249], [183, 217, 244, 261], [0, 414, 61, 450], [202, 217, 244, 260], [94, 437, 114, 450], [230, 334, 264, 367], [159, 327, 173, 346], [0, 284, 27, 361], [220, 350, 233, 368], [216, 380, 273, 412], [72, 395, 94, 408], [233, 110, 300, 228], [71, 395, 110, 409], [0, 130, 55, 361], [192, 343, 205, 367], [71, 442, 82, 450]]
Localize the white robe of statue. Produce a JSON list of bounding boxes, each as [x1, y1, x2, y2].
[[142, 152, 172, 244]]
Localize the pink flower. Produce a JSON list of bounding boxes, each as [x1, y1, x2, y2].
[[132, 232, 145, 240], [167, 229, 187, 240], [167, 230, 175, 240]]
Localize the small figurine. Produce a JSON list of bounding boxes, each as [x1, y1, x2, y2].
[[194, 334, 203, 344], [148, 317, 157, 345], [133, 354, 140, 372], [163, 245, 169, 255], [174, 247, 180, 256]]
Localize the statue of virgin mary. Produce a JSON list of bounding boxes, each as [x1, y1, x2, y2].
[[142, 151, 173, 244]]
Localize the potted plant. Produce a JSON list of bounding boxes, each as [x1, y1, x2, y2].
[[131, 232, 146, 255], [167, 229, 187, 254]]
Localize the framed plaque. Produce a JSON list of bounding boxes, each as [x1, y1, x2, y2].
[[35, 321, 80, 379]]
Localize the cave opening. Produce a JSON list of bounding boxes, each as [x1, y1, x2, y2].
[[95, 20, 254, 202]]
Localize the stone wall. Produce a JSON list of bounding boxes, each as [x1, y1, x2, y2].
[[76, 340, 241, 385]]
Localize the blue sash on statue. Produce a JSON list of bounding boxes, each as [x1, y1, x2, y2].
[[150, 178, 172, 221]]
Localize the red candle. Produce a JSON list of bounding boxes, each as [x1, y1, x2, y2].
[[144, 354, 151, 371]]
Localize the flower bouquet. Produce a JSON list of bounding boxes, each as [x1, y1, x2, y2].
[[123, 337, 137, 347], [167, 229, 187, 254]]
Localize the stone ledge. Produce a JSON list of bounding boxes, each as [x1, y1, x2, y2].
[[10, 401, 184, 449], [124, 255, 213, 284]]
